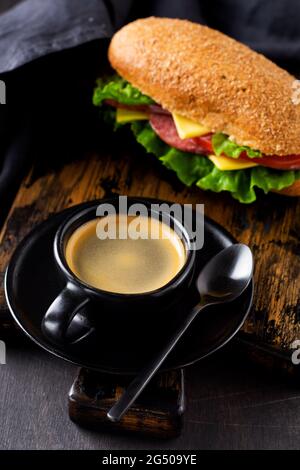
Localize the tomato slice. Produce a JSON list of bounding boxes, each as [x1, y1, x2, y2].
[[238, 152, 300, 170], [192, 135, 214, 154]]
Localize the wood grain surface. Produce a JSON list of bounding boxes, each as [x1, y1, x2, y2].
[[0, 135, 300, 449], [0, 138, 299, 370], [69, 368, 184, 438]]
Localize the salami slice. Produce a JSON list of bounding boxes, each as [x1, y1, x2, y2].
[[105, 100, 169, 115], [149, 113, 213, 155], [106, 100, 300, 168], [150, 114, 300, 167]]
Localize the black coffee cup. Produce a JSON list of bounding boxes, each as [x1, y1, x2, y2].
[[41, 198, 196, 345]]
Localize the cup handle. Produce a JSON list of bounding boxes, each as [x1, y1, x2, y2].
[[42, 282, 90, 345]]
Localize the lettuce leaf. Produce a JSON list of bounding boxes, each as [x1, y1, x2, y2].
[[93, 75, 154, 107], [93, 79, 299, 203], [212, 133, 262, 159], [131, 122, 300, 203]]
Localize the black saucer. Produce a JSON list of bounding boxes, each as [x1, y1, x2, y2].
[[5, 199, 253, 375]]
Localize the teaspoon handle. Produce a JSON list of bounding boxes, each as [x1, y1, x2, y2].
[[107, 299, 208, 423]]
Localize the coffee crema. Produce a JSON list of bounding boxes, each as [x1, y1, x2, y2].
[[65, 215, 186, 294]]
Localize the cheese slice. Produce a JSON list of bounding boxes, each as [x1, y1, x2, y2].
[[209, 155, 258, 171], [116, 108, 149, 123], [172, 113, 210, 139]]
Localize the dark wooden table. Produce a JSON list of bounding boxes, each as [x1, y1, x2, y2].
[[0, 140, 300, 449]]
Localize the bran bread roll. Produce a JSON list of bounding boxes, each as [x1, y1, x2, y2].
[[108, 17, 300, 157], [275, 179, 300, 196]]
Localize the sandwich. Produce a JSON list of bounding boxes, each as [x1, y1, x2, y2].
[[93, 17, 300, 203]]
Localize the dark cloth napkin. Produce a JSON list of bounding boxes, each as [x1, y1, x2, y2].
[[1, 0, 300, 223]]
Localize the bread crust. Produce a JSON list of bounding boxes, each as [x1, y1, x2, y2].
[[275, 180, 300, 196], [109, 17, 300, 156]]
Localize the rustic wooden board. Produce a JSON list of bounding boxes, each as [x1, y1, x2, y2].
[[0, 142, 299, 371], [69, 368, 184, 438]]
